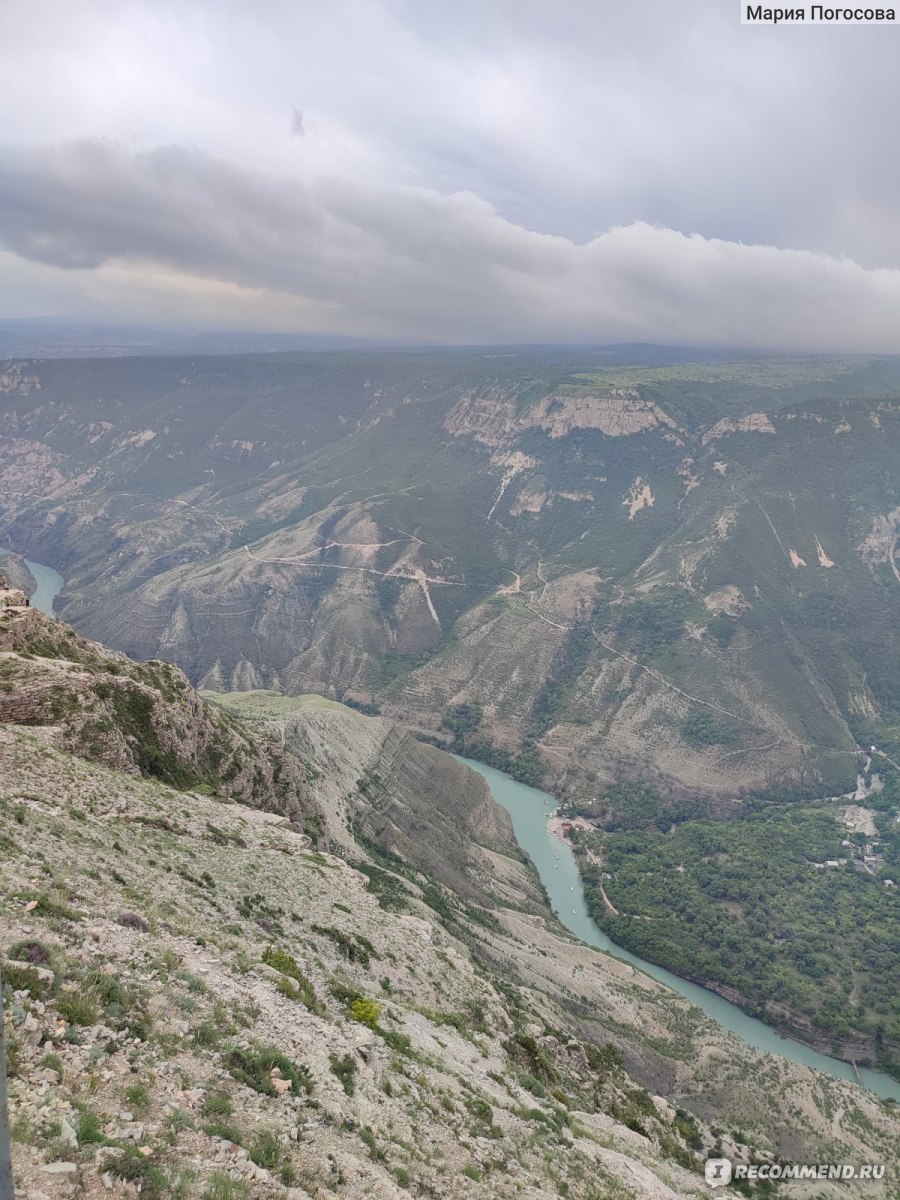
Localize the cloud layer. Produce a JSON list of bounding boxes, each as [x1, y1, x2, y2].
[[2, 138, 900, 350], [1, 1, 899, 346]]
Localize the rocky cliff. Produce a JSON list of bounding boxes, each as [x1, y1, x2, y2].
[[0, 597, 317, 833]]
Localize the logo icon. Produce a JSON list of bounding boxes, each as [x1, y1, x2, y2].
[[705, 1158, 733, 1188]]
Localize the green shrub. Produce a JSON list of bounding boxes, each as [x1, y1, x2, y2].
[[328, 978, 359, 1005], [263, 945, 323, 1014], [57, 990, 100, 1026], [359, 1126, 385, 1161], [82, 969, 128, 1010], [465, 1096, 493, 1125], [261, 945, 300, 976], [349, 997, 383, 1029], [311, 923, 376, 966], [2, 963, 49, 1000], [585, 1041, 623, 1075], [202, 1090, 233, 1118], [518, 1073, 545, 1098], [6, 939, 52, 965], [226, 1045, 313, 1097], [329, 1053, 357, 1096]]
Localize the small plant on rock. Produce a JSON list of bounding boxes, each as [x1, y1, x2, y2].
[[349, 997, 383, 1029], [329, 1052, 358, 1096]]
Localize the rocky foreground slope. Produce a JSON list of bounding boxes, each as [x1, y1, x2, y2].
[[1, 602, 899, 1198], [0, 582, 317, 834]]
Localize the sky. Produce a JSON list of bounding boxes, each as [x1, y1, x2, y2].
[[2, 0, 900, 350]]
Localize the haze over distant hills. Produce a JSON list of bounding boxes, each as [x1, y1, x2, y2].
[[5, 345, 900, 803], [0, 318, 407, 359]]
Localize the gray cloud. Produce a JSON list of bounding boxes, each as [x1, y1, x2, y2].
[[1, 1, 899, 342], [1, 138, 900, 350]]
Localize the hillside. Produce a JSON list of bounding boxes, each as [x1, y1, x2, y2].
[[565, 787, 900, 1077], [0, 579, 317, 831], [4, 348, 900, 805], [202, 688, 545, 913], [2, 598, 899, 1197]]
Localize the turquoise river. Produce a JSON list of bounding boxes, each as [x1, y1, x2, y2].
[[460, 758, 900, 1102]]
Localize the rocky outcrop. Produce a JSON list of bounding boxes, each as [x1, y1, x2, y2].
[[276, 702, 545, 912], [700, 412, 776, 443], [0, 363, 41, 394], [444, 387, 680, 444], [0, 605, 318, 832], [0, 556, 36, 597]]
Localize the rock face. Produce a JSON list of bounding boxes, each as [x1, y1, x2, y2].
[[0, 604, 317, 831], [700, 412, 777, 442], [444, 387, 680, 443]]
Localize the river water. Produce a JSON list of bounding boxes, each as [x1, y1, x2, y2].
[[460, 757, 900, 1102], [0, 550, 63, 617], [4, 551, 897, 1101]]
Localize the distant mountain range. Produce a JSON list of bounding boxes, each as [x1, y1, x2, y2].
[[4, 346, 900, 806], [0, 318, 402, 358]]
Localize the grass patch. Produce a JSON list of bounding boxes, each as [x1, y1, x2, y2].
[[226, 1045, 313, 1097], [56, 990, 100, 1026], [125, 1082, 151, 1112], [201, 1090, 233, 1118], [203, 1171, 251, 1200]]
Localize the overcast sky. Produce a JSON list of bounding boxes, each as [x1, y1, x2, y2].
[[2, 0, 900, 349]]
